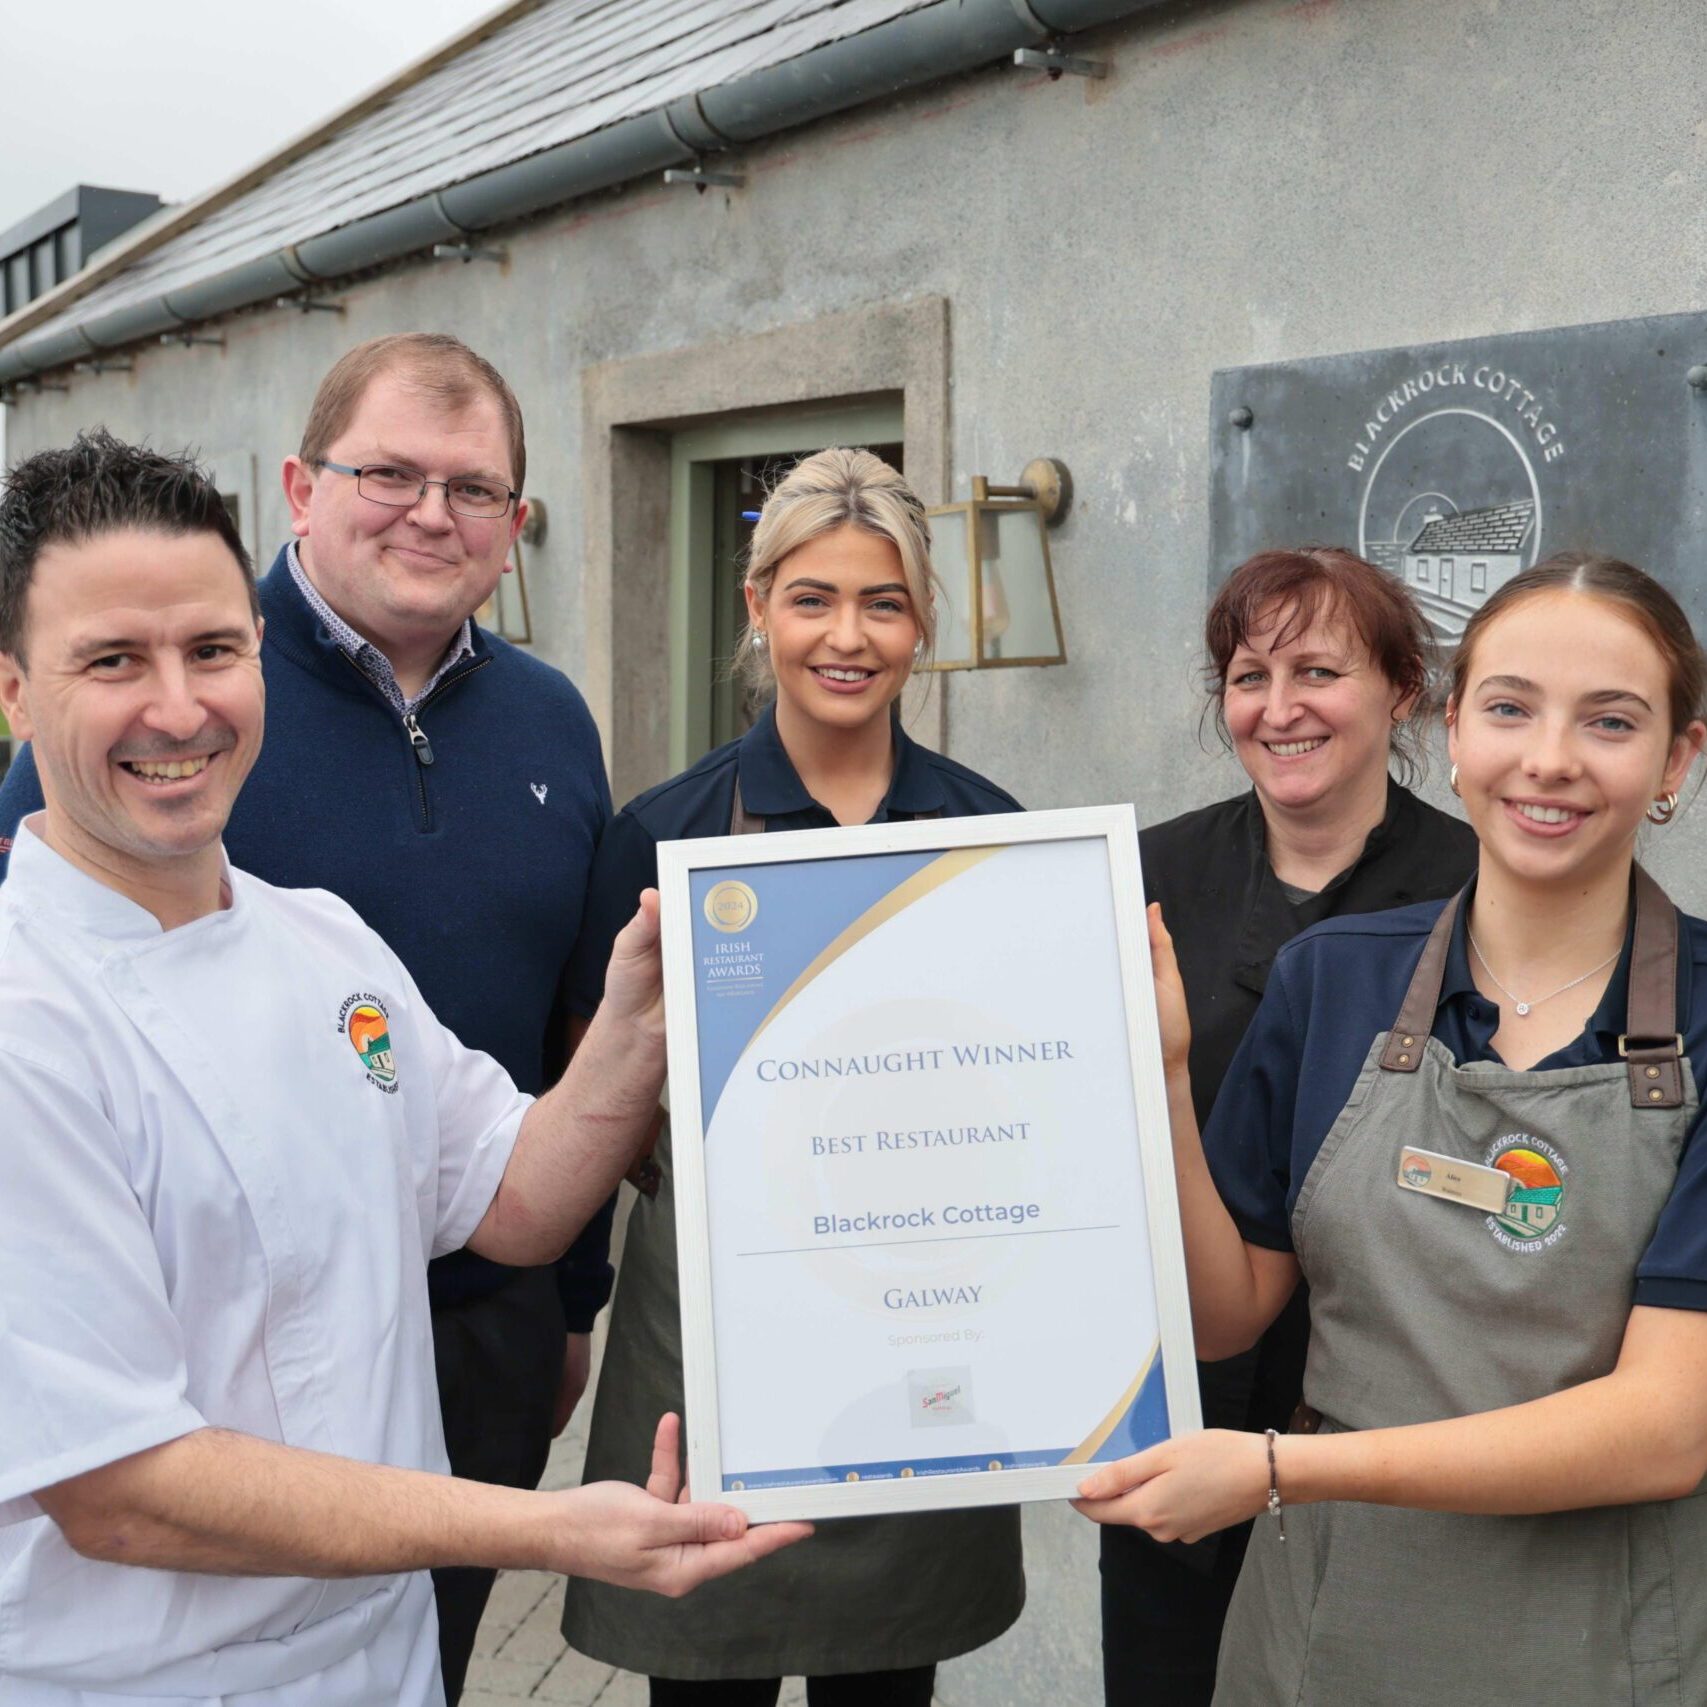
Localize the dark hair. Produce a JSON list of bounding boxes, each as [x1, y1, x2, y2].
[[1449, 551, 1707, 737], [0, 429, 256, 664], [299, 333, 526, 489], [1203, 546, 1434, 782]]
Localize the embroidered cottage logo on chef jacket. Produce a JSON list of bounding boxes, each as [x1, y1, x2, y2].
[[1484, 1133, 1567, 1252], [337, 993, 399, 1093]]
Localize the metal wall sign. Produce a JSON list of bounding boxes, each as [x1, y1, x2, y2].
[[1208, 313, 1707, 637]]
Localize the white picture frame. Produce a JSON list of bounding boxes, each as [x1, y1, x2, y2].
[[658, 805, 1200, 1522]]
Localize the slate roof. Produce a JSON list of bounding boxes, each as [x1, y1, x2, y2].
[[7, 0, 930, 344], [1408, 500, 1535, 555]]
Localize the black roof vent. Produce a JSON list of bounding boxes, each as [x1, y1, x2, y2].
[[1, 185, 163, 318]]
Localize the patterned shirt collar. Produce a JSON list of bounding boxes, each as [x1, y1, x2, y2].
[[286, 540, 475, 716]]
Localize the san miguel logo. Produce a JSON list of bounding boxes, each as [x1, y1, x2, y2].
[[337, 992, 399, 1093], [1484, 1134, 1568, 1253], [1348, 361, 1568, 639]]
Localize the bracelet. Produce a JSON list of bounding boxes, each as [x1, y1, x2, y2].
[[1264, 1427, 1286, 1543]]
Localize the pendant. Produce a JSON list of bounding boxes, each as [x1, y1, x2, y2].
[[1515, 1002, 1531, 1016]]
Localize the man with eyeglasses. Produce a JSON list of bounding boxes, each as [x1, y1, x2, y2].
[[0, 333, 619, 1704]]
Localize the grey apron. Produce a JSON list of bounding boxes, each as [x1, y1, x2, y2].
[[1214, 867, 1707, 1706], [561, 785, 1023, 1680]]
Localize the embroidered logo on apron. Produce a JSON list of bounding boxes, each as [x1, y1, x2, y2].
[[1483, 1133, 1568, 1251], [337, 992, 400, 1093]]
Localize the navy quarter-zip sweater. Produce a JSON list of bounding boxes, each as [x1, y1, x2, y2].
[[0, 548, 616, 1320]]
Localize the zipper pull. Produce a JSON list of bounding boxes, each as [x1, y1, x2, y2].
[[404, 712, 435, 766]]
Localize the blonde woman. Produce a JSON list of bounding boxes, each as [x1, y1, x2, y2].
[[559, 450, 1024, 1705]]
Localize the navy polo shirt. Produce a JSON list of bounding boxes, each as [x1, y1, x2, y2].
[[567, 702, 1020, 1016], [1205, 885, 1707, 1311]]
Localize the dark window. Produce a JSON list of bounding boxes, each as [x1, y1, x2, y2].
[[4, 253, 27, 316]]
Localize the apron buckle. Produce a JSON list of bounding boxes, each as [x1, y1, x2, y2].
[[1618, 1034, 1686, 1108], [1616, 1033, 1684, 1057]]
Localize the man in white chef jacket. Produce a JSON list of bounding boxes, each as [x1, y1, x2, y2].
[[0, 432, 807, 1705]]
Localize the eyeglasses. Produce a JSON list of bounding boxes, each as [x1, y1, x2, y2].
[[316, 460, 519, 520]]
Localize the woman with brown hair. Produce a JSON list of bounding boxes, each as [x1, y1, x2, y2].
[[1102, 548, 1476, 1703], [559, 448, 1024, 1704], [1082, 553, 1707, 1703]]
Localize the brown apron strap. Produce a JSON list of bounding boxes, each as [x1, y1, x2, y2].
[[730, 782, 763, 837], [1379, 869, 1683, 1108], [1621, 863, 1683, 1109], [1379, 887, 1464, 1074]]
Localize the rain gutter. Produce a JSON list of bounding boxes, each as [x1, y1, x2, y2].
[[0, 0, 1162, 386]]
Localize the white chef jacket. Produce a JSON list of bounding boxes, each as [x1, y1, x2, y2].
[[0, 821, 531, 1704]]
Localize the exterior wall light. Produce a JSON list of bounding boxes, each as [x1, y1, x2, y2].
[[476, 500, 544, 644], [926, 459, 1071, 669]]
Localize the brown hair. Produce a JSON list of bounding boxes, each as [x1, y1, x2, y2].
[[298, 333, 526, 488], [0, 429, 257, 665], [1449, 551, 1707, 737], [1204, 546, 1434, 780]]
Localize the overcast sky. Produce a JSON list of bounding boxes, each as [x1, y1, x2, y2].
[[1, 0, 500, 234]]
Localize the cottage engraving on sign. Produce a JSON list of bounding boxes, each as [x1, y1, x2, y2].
[[1208, 313, 1707, 639]]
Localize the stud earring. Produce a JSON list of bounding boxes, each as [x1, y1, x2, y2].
[[1449, 763, 1460, 797], [912, 639, 927, 666], [1648, 791, 1680, 825]]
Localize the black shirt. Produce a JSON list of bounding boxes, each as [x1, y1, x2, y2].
[[1141, 781, 1479, 1132]]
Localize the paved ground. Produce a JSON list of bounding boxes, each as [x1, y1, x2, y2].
[[461, 1202, 813, 1707]]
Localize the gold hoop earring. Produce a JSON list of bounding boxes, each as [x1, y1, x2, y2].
[[1449, 763, 1460, 798], [1647, 791, 1680, 825]]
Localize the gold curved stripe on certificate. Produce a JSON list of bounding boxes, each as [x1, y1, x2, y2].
[[745, 845, 1004, 1049], [1060, 1339, 1159, 1465]]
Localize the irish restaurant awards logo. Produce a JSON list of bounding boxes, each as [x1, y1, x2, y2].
[[704, 879, 758, 933]]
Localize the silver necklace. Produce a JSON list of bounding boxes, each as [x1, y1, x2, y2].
[[1466, 929, 1620, 1018]]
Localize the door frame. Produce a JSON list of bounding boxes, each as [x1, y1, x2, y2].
[[581, 297, 949, 805]]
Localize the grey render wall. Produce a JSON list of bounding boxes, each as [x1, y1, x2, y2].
[[8, 1, 1707, 1696]]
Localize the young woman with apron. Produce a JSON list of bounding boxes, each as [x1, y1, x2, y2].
[[559, 449, 1024, 1704], [1079, 552, 1707, 1704]]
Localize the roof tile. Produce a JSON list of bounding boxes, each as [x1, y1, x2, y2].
[[25, 0, 929, 337]]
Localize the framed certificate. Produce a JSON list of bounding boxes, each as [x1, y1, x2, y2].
[[658, 805, 1200, 1521]]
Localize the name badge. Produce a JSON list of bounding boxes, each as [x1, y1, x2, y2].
[[1396, 1147, 1513, 1213]]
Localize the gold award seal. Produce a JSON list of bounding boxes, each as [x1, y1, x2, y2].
[[704, 879, 758, 933]]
